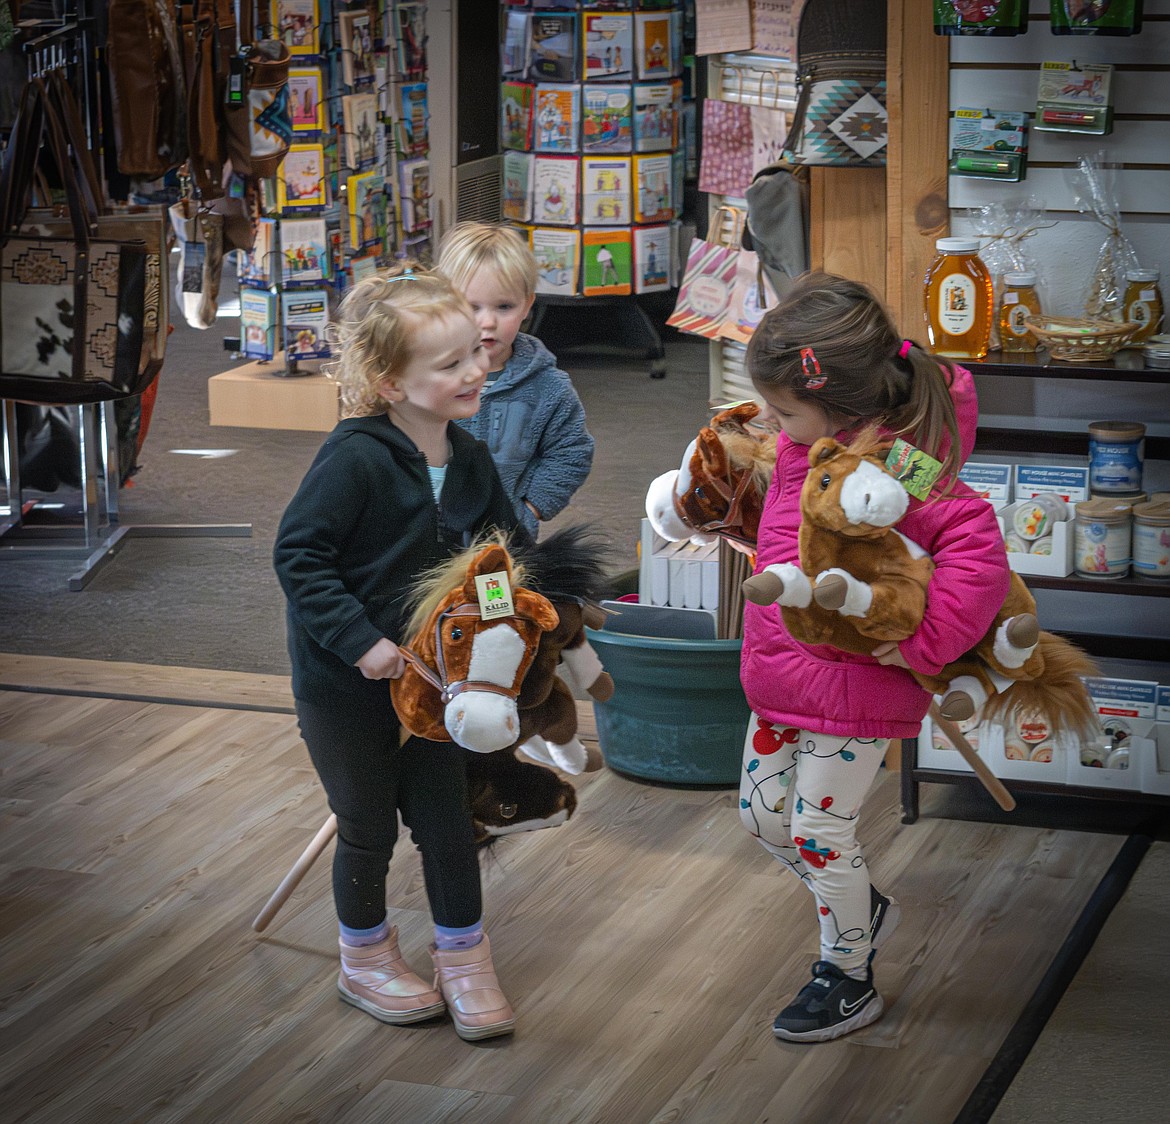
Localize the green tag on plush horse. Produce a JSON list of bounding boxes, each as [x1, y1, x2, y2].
[[885, 439, 943, 500]]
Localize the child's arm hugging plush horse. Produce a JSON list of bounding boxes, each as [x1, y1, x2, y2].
[[740, 430, 1098, 737], [647, 405, 1098, 738]]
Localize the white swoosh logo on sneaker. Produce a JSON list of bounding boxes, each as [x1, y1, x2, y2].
[[839, 990, 874, 1017]]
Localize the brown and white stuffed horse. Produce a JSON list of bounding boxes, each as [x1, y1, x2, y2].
[[741, 430, 1099, 735]]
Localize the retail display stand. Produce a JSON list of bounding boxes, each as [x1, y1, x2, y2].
[[900, 352, 1170, 821], [233, 0, 432, 378], [498, 2, 693, 378]]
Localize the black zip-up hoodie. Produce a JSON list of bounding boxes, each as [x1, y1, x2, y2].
[[274, 414, 523, 708]]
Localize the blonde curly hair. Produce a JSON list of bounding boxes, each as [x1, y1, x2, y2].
[[328, 262, 474, 418]]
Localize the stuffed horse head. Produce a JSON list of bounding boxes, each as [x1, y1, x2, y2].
[[645, 402, 776, 549], [390, 541, 559, 753], [742, 429, 1099, 735]]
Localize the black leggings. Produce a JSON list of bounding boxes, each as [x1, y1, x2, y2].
[[296, 698, 482, 930]]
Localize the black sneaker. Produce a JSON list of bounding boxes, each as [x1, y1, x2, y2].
[[772, 960, 884, 1043], [869, 885, 901, 951]]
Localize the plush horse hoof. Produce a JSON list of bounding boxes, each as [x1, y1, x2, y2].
[[1004, 613, 1040, 650], [938, 691, 977, 723], [813, 573, 848, 611], [742, 571, 784, 605]]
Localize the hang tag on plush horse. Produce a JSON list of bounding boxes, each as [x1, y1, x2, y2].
[[391, 543, 559, 753]]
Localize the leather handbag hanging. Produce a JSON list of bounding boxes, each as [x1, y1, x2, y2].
[[223, 0, 292, 179], [186, 0, 237, 197], [783, 0, 888, 168], [0, 79, 151, 405], [107, 0, 188, 178], [21, 71, 169, 385]]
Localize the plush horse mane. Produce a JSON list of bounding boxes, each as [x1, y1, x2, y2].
[[509, 524, 616, 604], [720, 425, 776, 506], [405, 531, 531, 641]]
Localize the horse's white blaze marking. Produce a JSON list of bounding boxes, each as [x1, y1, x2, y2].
[[676, 437, 699, 493], [465, 624, 526, 687], [839, 460, 908, 527]]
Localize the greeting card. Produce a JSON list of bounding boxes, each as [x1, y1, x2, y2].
[[582, 227, 632, 296], [342, 92, 379, 168], [633, 223, 671, 294], [272, 0, 321, 58], [582, 84, 632, 153], [582, 13, 633, 82], [278, 143, 327, 209], [280, 217, 329, 283], [289, 68, 325, 133], [339, 8, 375, 86], [533, 84, 580, 153], [532, 155, 579, 226], [581, 156, 631, 225], [532, 226, 581, 297]]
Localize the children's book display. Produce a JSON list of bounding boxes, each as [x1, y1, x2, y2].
[[237, 0, 433, 370], [499, 1, 688, 299]]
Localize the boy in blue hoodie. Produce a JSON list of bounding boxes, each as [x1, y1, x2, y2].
[[438, 222, 595, 537]]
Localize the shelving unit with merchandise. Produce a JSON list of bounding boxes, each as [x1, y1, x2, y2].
[[699, 50, 797, 403], [497, 2, 693, 322], [235, 0, 432, 372]]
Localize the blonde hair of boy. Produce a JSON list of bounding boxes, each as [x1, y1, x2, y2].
[[437, 221, 538, 301], [328, 262, 474, 418]]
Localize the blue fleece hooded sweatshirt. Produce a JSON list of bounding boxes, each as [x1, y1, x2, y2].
[[456, 332, 594, 535]]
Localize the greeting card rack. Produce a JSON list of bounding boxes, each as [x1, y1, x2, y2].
[[497, 1, 695, 376], [233, 0, 431, 376]]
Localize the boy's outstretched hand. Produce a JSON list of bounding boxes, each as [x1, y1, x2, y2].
[[357, 638, 406, 680]]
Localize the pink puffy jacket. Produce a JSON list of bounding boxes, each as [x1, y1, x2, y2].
[[740, 365, 1012, 739]]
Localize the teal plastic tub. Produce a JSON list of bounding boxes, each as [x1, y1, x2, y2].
[[585, 628, 749, 786]]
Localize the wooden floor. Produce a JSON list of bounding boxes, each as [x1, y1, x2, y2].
[[0, 655, 1124, 1124]]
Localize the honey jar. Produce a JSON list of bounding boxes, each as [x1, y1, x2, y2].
[[998, 271, 1041, 353], [924, 238, 994, 360], [1122, 269, 1164, 343]]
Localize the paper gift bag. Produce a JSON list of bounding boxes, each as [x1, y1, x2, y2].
[[666, 209, 744, 339], [717, 249, 781, 344], [698, 100, 753, 197]]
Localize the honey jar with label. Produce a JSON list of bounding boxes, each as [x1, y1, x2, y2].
[[924, 238, 994, 360], [1123, 269, 1164, 343], [997, 271, 1041, 353]]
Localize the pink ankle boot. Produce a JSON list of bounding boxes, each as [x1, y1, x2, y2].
[[338, 927, 446, 1025], [430, 932, 515, 1041]]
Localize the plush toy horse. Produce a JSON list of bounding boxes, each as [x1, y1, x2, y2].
[[645, 402, 776, 551], [394, 525, 616, 839], [253, 532, 616, 930], [740, 430, 1098, 735]]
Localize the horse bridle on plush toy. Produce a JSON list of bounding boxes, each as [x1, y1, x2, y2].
[[670, 456, 761, 551], [400, 601, 545, 707]]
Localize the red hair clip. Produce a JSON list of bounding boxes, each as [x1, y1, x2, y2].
[[800, 347, 827, 390]]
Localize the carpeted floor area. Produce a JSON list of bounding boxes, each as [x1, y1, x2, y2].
[[1, 297, 710, 674]]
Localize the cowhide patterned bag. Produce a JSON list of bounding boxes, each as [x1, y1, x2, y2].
[[0, 77, 151, 405]]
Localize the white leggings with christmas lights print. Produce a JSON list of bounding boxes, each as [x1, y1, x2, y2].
[[739, 713, 889, 974]]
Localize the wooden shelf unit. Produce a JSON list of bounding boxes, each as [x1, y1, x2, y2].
[[902, 351, 1170, 821]]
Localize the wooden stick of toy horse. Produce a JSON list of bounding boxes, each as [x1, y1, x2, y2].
[[253, 533, 613, 931], [646, 404, 1100, 812]]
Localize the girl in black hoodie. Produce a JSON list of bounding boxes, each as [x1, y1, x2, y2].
[[274, 264, 524, 1041]]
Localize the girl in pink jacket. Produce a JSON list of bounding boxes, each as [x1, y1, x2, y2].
[[740, 273, 1010, 1043]]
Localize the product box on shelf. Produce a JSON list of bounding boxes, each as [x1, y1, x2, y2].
[[958, 462, 1013, 510], [986, 709, 1072, 785], [1013, 465, 1090, 503], [996, 501, 1074, 576], [1066, 677, 1159, 792]]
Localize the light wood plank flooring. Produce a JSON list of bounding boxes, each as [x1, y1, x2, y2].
[[0, 657, 1122, 1124]]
